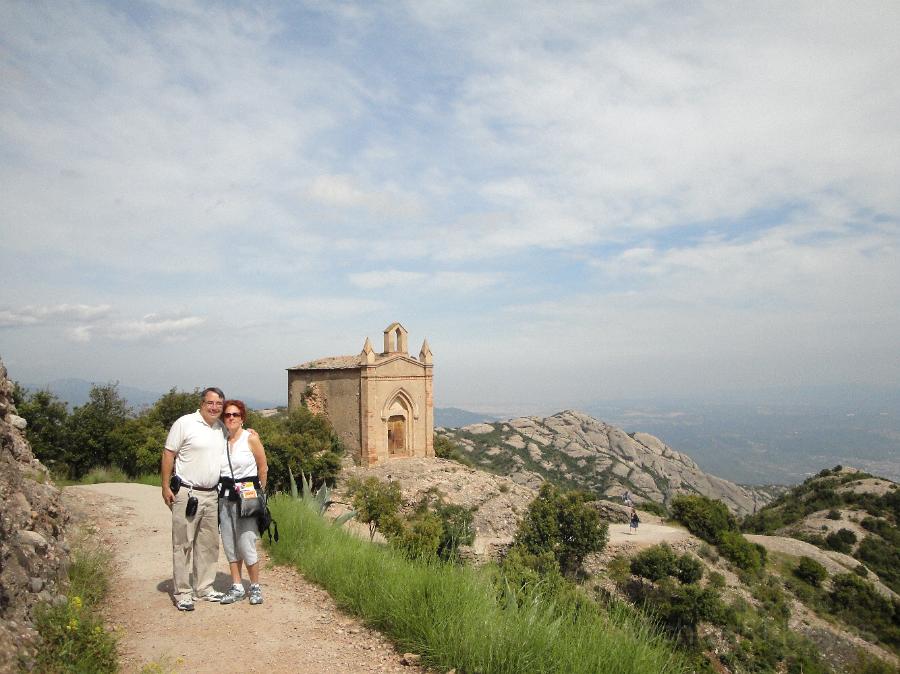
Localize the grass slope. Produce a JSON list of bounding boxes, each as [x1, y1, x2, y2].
[[267, 495, 688, 674]]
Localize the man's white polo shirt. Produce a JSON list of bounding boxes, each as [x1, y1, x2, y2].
[[165, 410, 227, 489]]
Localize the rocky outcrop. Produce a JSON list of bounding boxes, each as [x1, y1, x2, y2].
[[0, 358, 70, 670], [440, 409, 772, 515], [339, 457, 537, 560]]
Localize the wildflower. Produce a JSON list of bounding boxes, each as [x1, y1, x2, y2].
[[71, 596, 83, 610]]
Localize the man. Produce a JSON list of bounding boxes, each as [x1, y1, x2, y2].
[[161, 387, 227, 611]]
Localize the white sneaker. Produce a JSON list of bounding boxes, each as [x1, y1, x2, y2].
[[219, 584, 246, 605], [194, 589, 225, 602]]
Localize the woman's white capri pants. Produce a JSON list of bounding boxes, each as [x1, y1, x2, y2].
[[219, 497, 260, 566]]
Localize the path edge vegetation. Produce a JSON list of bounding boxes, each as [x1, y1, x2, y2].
[[267, 490, 688, 674], [28, 527, 118, 673]]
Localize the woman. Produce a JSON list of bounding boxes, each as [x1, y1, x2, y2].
[[218, 399, 268, 605], [629, 508, 640, 535]]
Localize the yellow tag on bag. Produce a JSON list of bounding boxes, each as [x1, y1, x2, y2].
[[240, 481, 257, 499]]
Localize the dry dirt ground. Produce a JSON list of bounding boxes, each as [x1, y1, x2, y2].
[[63, 483, 427, 674]]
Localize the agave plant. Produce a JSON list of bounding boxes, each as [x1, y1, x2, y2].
[[288, 467, 356, 527]]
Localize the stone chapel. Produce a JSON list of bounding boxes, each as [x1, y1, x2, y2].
[[287, 322, 434, 466]]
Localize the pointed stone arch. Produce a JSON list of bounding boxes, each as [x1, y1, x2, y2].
[[381, 387, 418, 457], [380, 387, 420, 421]]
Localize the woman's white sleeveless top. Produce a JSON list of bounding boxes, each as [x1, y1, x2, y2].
[[221, 429, 257, 480]]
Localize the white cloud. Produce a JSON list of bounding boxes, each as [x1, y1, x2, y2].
[[430, 2, 900, 240], [0, 303, 205, 343], [349, 270, 426, 289], [105, 314, 207, 342], [306, 174, 423, 219], [348, 269, 502, 292], [0, 304, 113, 328]]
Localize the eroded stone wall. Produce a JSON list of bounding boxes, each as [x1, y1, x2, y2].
[[0, 358, 70, 670]]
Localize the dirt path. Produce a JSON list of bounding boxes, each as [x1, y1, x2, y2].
[[63, 483, 427, 674], [606, 520, 691, 549]]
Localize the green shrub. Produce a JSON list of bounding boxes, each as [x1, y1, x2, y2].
[[707, 571, 726, 590], [496, 546, 573, 607], [63, 384, 132, 479], [794, 556, 828, 587], [372, 487, 476, 563], [825, 528, 857, 553], [673, 554, 704, 584], [670, 494, 738, 544], [15, 386, 70, 478], [514, 483, 608, 577], [797, 532, 827, 548], [390, 509, 444, 559], [33, 535, 117, 672], [629, 545, 703, 585], [718, 530, 766, 573], [829, 573, 900, 649], [145, 387, 199, 429], [854, 564, 869, 578], [826, 509, 842, 520], [697, 542, 719, 562], [108, 416, 167, 477], [861, 517, 900, 545], [346, 476, 402, 540], [751, 575, 791, 623], [856, 535, 900, 595], [631, 544, 677, 582], [262, 406, 344, 492], [432, 500, 476, 561], [79, 466, 128, 485], [434, 435, 475, 467], [638, 501, 668, 517], [847, 651, 899, 674], [628, 578, 724, 644], [718, 582, 832, 674]]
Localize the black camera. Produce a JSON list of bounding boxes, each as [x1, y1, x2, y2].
[[186, 495, 199, 517], [169, 474, 182, 494]]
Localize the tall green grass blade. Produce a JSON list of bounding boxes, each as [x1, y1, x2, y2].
[[289, 466, 299, 500]]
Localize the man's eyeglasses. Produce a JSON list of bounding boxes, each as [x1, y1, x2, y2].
[[223, 412, 242, 418]]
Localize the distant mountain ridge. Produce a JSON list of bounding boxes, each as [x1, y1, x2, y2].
[[587, 396, 900, 484], [438, 409, 782, 515], [434, 407, 499, 427], [20, 378, 279, 411]]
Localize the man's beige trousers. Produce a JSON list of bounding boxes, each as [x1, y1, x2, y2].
[[171, 488, 219, 601]]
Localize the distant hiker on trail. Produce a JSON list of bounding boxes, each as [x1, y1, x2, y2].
[[629, 509, 640, 535], [161, 387, 228, 611], [623, 490, 633, 508], [218, 399, 269, 606]]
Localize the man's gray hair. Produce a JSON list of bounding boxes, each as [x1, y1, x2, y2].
[[200, 387, 225, 401]]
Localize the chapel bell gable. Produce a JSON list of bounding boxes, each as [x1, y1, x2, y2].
[[383, 322, 408, 354], [286, 322, 434, 467]]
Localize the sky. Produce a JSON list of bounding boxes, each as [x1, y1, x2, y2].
[[1, 1, 899, 414]]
